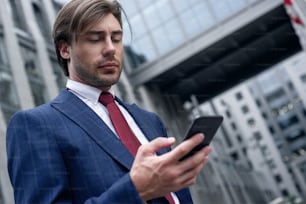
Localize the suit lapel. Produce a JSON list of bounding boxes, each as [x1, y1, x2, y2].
[[51, 90, 134, 170]]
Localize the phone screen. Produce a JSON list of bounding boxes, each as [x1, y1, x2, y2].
[[180, 116, 223, 161]]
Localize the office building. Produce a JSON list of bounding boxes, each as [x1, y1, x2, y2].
[[209, 52, 306, 202], [0, 0, 66, 203]]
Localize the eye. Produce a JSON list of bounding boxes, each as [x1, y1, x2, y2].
[[87, 36, 103, 42], [111, 32, 123, 43], [112, 37, 122, 43], [84, 33, 104, 43]]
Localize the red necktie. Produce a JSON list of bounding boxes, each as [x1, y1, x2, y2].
[[99, 92, 175, 204]]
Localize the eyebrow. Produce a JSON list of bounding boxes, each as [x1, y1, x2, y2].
[[82, 30, 123, 36]]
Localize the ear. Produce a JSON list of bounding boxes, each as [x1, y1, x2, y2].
[[58, 41, 70, 60]]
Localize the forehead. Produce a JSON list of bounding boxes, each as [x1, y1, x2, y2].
[[82, 13, 122, 33]]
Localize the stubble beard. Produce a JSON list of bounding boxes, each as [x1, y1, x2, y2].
[[74, 64, 121, 89]]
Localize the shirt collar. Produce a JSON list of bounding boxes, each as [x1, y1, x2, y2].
[[66, 79, 115, 103]]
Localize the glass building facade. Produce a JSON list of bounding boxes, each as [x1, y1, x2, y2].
[[121, 0, 260, 70]]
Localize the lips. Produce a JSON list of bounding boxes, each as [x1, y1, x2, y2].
[[98, 62, 119, 69]]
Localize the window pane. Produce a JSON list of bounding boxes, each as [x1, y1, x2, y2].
[[257, 69, 282, 95], [151, 26, 172, 55], [241, 105, 249, 114], [156, 0, 175, 21], [120, 0, 138, 17], [228, 0, 248, 12], [194, 1, 215, 31], [172, 0, 190, 12], [130, 15, 147, 39], [209, 0, 232, 21], [180, 9, 201, 38], [123, 22, 132, 45], [133, 35, 157, 61], [164, 19, 184, 48], [137, 0, 152, 9], [143, 5, 161, 30]]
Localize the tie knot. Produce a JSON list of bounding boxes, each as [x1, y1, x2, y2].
[[99, 92, 114, 106]]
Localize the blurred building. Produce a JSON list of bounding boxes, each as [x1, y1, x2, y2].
[[210, 51, 306, 202], [0, 0, 66, 203], [0, 0, 305, 203]]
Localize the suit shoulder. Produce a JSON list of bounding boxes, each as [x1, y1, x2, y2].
[[15, 103, 53, 117], [10, 90, 70, 120], [7, 100, 59, 126]]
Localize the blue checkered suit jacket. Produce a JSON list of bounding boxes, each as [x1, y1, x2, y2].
[[6, 89, 193, 204]]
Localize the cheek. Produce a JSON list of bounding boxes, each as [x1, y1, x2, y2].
[[116, 47, 124, 60], [75, 47, 98, 62]]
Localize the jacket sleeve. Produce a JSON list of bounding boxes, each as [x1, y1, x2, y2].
[[6, 110, 143, 204]]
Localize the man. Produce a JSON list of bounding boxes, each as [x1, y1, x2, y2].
[[6, 0, 211, 203]]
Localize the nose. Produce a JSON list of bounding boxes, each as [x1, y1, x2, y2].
[[103, 37, 116, 56]]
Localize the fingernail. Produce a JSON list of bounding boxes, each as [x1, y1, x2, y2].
[[168, 137, 176, 142]]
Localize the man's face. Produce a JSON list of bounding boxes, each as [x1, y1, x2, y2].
[[62, 13, 124, 91]]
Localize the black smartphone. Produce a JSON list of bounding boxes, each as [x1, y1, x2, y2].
[[179, 116, 223, 161]]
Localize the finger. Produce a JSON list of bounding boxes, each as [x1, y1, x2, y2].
[[202, 146, 212, 155], [170, 133, 204, 161], [180, 157, 208, 186], [170, 155, 208, 188], [178, 149, 210, 183], [176, 145, 211, 173], [140, 137, 176, 155]]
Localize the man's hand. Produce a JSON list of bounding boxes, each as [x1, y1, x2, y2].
[[130, 133, 212, 202]]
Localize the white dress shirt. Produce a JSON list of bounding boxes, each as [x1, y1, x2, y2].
[[66, 79, 180, 204]]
